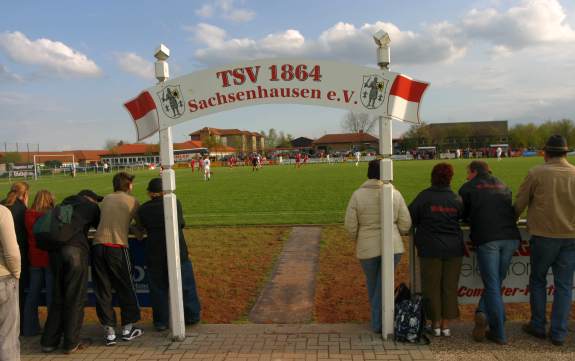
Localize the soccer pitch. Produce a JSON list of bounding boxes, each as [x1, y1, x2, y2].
[[0, 157, 568, 226]]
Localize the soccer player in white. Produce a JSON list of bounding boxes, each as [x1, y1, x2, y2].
[[203, 156, 211, 181], [354, 151, 361, 166], [496, 147, 502, 161]]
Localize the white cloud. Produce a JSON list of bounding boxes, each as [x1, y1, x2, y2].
[[0, 64, 22, 82], [462, 0, 575, 50], [0, 91, 26, 104], [195, 0, 255, 22], [115, 52, 155, 80], [224, 8, 255, 22], [192, 23, 228, 46], [195, 4, 214, 17], [189, 21, 466, 66], [0, 31, 101, 77], [189, 0, 575, 68]]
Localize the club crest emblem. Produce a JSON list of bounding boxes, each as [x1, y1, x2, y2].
[[158, 85, 185, 119], [361, 75, 387, 110]]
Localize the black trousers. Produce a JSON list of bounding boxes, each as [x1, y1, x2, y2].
[[19, 246, 29, 334], [41, 246, 88, 349], [91, 244, 140, 327]]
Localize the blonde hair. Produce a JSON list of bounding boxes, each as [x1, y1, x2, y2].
[[31, 190, 55, 212], [2, 181, 30, 207]]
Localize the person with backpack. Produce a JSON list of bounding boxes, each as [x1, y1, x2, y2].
[[409, 163, 464, 337], [92, 172, 143, 346], [23, 190, 56, 336], [344, 160, 412, 334], [458, 161, 520, 345], [137, 178, 201, 331], [40, 189, 101, 354]]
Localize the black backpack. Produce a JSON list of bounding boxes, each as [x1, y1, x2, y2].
[[33, 204, 79, 251], [394, 283, 429, 344]]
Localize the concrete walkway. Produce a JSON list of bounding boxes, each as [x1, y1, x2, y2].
[[21, 323, 433, 361], [20, 321, 575, 361], [249, 227, 322, 323]]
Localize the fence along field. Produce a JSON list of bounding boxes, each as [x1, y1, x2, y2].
[[1, 156, 570, 226]]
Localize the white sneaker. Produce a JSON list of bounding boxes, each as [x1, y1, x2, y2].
[[433, 328, 441, 337], [121, 326, 143, 341], [105, 334, 117, 346], [441, 328, 451, 337]]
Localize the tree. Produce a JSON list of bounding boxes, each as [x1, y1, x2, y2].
[[276, 131, 294, 148], [261, 128, 279, 149], [104, 139, 129, 151], [401, 122, 429, 149], [202, 135, 223, 150], [341, 112, 376, 134], [509, 123, 540, 149]]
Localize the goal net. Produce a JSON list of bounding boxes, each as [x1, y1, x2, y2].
[[33, 154, 76, 180]]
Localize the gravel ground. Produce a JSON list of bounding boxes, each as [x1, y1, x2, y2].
[[429, 320, 575, 360]]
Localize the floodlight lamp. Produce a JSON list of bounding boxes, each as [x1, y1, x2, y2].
[[155, 44, 170, 61], [373, 30, 391, 47]]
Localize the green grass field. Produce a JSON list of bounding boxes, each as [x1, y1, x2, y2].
[[1, 157, 571, 226]]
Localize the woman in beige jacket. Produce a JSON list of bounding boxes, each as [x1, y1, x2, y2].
[[345, 160, 412, 333]]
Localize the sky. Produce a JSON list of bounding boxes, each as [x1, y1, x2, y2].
[[1, 0, 574, 150]]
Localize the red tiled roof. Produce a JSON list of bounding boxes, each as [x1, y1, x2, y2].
[[189, 127, 264, 137], [209, 144, 236, 152], [0, 150, 107, 163], [108, 144, 159, 155], [313, 132, 379, 144], [174, 140, 204, 150]]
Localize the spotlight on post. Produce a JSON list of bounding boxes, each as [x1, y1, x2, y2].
[[154, 44, 170, 83], [373, 30, 391, 70]]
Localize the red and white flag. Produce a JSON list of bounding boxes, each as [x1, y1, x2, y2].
[[387, 75, 429, 124], [124, 91, 160, 141]]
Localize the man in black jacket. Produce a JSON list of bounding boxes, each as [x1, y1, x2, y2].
[[41, 190, 102, 354], [458, 161, 520, 345], [137, 178, 201, 331]]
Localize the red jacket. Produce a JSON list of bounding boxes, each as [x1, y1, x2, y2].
[[24, 209, 50, 268]]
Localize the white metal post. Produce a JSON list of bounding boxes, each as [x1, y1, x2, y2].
[[375, 31, 395, 340], [155, 44, 186, 341], [33, 155, 38, 181]]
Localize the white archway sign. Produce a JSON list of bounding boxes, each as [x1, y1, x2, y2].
[[124, 33, 429, 341]]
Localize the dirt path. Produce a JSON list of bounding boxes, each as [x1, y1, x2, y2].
[[248, 226, 322, 323]]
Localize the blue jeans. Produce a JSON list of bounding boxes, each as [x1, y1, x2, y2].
[[22, 267, 53, 336], [359, 253, 402, 332], [148, 260, 201, 328], [529, 236, 575, 342], [476, 239, 519, 342]]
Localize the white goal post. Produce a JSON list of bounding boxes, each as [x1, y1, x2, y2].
[[33, 154, 76, 180]]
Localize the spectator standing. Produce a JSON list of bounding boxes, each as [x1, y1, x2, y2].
[[1, 181, 30, 334], [0, 204, 21, 360], [409, 163, 463, 337], [137, 178, 201, 331], [22, 190, 55, 336], [514, 135, 575, 346], [344, 160, 411, 333], [458, 161, 520, 345], [41, 190, 102, 354], [92, 172, 143, 346]]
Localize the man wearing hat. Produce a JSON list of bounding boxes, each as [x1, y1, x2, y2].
[[137, 178, 201, 331], [41, 189, 102, 354], [514, 134, 575, 346]]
